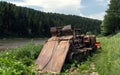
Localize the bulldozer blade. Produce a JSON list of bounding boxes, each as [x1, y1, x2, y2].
[[35, 37, 59, 71], [36, 36, 73, 73]]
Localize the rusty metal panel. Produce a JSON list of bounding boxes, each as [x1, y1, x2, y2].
[[43, 40, 70, 73], [35, 37, 59, 70], [36, 36, 73, 73]]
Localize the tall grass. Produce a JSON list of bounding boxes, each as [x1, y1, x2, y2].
[[93, 33, 120, 75]]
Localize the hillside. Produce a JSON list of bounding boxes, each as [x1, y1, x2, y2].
[[0, 1, 101, 38], [93, 33, 120, 75]]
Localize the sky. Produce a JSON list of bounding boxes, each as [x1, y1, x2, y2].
[[0, 0, 110, 20]]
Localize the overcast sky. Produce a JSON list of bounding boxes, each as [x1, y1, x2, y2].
[[0, 0, 110, 20]]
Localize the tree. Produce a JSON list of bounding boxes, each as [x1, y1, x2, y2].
[[102, 0, 120, 35], [0, 1, 101, 38]]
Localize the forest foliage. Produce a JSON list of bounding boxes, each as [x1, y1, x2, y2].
[[102, 0, 120, 35], [0, 1, 101, 38]]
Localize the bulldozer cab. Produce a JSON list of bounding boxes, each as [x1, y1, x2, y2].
[[50, 25, 73, 36]]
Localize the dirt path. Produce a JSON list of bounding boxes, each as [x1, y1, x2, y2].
[[90, 62, 98, 75]]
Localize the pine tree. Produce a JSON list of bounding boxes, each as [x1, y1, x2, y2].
[[102, 0, 120, 35]]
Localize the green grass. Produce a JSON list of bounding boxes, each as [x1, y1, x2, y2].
[[0, 43, 43, 75], [92, 33, 120, 75]]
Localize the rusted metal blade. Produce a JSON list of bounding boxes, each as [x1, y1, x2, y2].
[[35, 37, 59, 71], [43, 40, 70, 73], [36, 36, 73, 73]]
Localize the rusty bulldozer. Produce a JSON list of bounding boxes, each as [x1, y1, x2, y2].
[[36, 25, 100, 73]]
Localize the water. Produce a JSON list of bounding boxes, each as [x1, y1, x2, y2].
[[0, 38, 47, 50]]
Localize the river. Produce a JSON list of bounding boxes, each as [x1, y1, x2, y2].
[[0, 38, 47, 51]]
